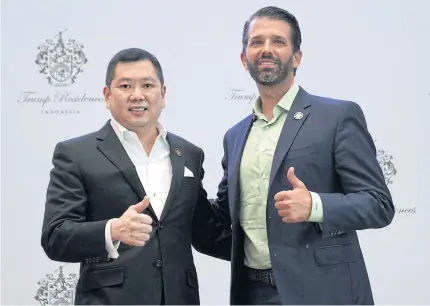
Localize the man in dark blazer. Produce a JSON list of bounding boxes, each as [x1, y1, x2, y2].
[[41, 48, 229, 305], [199, 6, 395, 305]]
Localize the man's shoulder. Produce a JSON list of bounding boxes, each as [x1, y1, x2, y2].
[[304, 89, 362, 113], [50, 130, 102, 163], [307, 91, 354, 109], [166, 132, 202, 155], [224, 114, 254, 139], [55, 123, 110, 151], [59, 131, 102, 148]]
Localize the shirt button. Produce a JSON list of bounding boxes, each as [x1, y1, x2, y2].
[[156, 260, 163, 267]]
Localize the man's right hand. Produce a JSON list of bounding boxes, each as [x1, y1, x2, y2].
[[110, 196, 153, 246]]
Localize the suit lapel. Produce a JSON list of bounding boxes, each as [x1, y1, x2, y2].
[[159, 133, 185, 221], [269, 88, 311, 188], [96, 121, 157, 219], [229, 115, 254, 219]]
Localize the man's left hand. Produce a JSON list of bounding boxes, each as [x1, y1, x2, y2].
[[274, 167, 312, 223]]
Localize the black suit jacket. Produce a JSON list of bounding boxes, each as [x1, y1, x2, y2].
[[204, 87, 394, 305], [41, 121, 230, 305]]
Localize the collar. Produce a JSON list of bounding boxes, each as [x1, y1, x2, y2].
[[110, 117, 168, 144], [253, 83, 300, 118]]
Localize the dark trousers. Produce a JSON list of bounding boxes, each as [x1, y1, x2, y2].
[[245, 268, 281, 305]]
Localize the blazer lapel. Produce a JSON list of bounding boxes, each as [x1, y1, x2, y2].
[[269, 88, 311, 188], [96, 121, 157, 219], [159, 133, 185, 221], [228, 115, 254, 219]]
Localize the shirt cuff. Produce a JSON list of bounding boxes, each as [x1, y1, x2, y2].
[[105, 218, 120, 259], [307, 192, 324, 223]]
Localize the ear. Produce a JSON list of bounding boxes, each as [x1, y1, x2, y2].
[[293, 50, 303, 70], [240, 52, 249, 70], [161, 85, 166, 108], [103, 86, 111, 109]]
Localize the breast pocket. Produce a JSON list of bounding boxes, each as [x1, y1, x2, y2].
[[182, 177, 198, 187], [174, 177, 198, 211], [286, 143, 319, 159]]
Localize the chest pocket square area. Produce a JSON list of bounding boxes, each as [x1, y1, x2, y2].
[[184, 166, 194, 177]]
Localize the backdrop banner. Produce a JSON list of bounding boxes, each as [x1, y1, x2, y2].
[[1, 0, 428, 304]]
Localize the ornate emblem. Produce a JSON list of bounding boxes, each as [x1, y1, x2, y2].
[[35, 29, 87, 87], [376, 147, 397, 185], [34, 265, 78, 306]]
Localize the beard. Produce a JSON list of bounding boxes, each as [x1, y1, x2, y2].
[[247, 54, 294, 86]]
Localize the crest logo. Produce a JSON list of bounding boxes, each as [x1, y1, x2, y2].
[[376, 147, 397, 185], [35, 29, 87, 87], [34, 265, 78, 306]]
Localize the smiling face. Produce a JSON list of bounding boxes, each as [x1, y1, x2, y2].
[[103, 60, 166, 133], [241, 17, 302, 86]]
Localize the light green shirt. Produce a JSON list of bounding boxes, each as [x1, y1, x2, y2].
[[239, 84, 323, 269]]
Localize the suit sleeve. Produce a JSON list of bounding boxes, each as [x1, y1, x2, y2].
[[192, 136, 232, 261], [318, 102, 395, 236], [41, 141, 108, 263]]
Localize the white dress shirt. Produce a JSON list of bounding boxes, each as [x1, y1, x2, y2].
[[104, 118, 172, 259]]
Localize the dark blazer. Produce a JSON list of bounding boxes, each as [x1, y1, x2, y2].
[[41, 121, 229, 305], [204, 87, 395, 305]]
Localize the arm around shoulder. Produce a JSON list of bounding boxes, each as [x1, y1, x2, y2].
[[192, 145, 232, 261]]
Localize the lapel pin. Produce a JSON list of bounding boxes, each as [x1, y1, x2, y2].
[[175, 148, 182, 157], [293, 112, 304, 120]]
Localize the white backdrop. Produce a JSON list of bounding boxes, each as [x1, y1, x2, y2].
[[1, 0, 429, 304]]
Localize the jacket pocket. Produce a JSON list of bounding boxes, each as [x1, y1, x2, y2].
[[314, 244, 356, 266], [81, 265, 125, 292], [186, 267, 199, 289], [313, 244, 355, 304]]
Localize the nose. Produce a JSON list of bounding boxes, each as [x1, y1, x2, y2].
[[130, 87, 144, 101], [261, 39, 273, 56]]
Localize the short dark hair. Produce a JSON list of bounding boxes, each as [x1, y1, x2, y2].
[[242, 6, 302, 54], [105, 48, 164, 88]]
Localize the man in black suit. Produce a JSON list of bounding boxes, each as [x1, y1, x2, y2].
[[41, 48, 229, 305], [198, 6, 395, 305]]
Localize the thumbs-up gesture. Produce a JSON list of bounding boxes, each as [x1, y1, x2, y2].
[[111, 196, 153, 246], [274, 167, 312, 223]]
